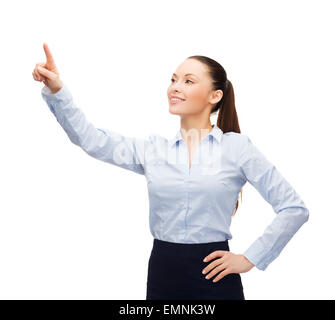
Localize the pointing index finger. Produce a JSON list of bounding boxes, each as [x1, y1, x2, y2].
[[43, 42, 55, 66]]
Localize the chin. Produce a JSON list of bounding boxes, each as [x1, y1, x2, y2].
[[169, 109, 179, 115], [169, 109, 185, 116], [169, 106, 178, 115], [169, 105, 187, 116]]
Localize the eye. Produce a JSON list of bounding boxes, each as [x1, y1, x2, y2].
[[170, 78, 194, 84]]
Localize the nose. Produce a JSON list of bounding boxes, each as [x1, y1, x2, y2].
[[170, 79, 184, 91], [171, 86, 183, 95]]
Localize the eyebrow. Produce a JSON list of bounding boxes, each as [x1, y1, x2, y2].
[[172, 73, 199, 79]]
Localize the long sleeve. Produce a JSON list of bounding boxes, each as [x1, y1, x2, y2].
[[238, 135, 309, 271], [41, 83, 151, 175]]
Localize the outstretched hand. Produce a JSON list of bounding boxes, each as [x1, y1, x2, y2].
[[32, 42, 63, 94], [202, 250, 254, 282]]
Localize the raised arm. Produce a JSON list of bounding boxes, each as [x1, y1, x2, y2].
[[238, 134, 309, 271], [33, 43, 151, 175], [40, 83, 151, 175]]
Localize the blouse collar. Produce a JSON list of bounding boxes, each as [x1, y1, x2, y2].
[[168, 123, 223, 148]]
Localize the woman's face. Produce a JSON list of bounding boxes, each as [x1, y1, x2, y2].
[[167, 58, 222, 116]]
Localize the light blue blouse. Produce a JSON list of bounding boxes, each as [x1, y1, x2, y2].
[[41, 83, 309, 271]]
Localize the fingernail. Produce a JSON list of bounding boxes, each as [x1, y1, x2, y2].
[[203, 258, 207, 262]]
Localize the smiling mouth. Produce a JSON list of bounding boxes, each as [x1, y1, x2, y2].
[[170, 98, 185, 104]]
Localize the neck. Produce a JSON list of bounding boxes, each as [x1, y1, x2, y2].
[[180, 116, 213, 144]]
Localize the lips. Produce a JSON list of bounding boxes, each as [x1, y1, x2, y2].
[[170, 96, 185, 100], [170, 98, 185, 105]]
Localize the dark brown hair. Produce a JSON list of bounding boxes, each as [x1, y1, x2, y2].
[[187, 55, 242, 216]]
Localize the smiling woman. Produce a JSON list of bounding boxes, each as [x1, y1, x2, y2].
[[35, 43, 309, 300]]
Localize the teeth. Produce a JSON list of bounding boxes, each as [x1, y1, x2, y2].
[[171, 98, 184, 102]]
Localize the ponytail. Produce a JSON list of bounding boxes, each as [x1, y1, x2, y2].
[[216, 79, 242, 216]]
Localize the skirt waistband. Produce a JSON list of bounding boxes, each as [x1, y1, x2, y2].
[[152, 238, 230, 256]]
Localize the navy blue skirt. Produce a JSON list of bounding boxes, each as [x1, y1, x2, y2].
[[146, 238, 245, 300]]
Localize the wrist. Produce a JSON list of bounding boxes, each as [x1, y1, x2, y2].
[[49, 80, 63, 94], [242, 254, 255, 267]]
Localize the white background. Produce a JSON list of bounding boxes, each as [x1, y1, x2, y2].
[[0, 0, 333, 300]]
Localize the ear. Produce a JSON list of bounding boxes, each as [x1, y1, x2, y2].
[[209, 89, 223, 105]]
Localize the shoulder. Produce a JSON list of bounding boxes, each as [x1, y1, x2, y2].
[[222, 131, 248, 140], [221, 131, 251, 150], [145, 133, 169, 149], [147, 133, 165, 143], [221, 132, 261, 166], [149, 132, 177, 144]]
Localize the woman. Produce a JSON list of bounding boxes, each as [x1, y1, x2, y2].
[[33, 43, 309, 300]]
